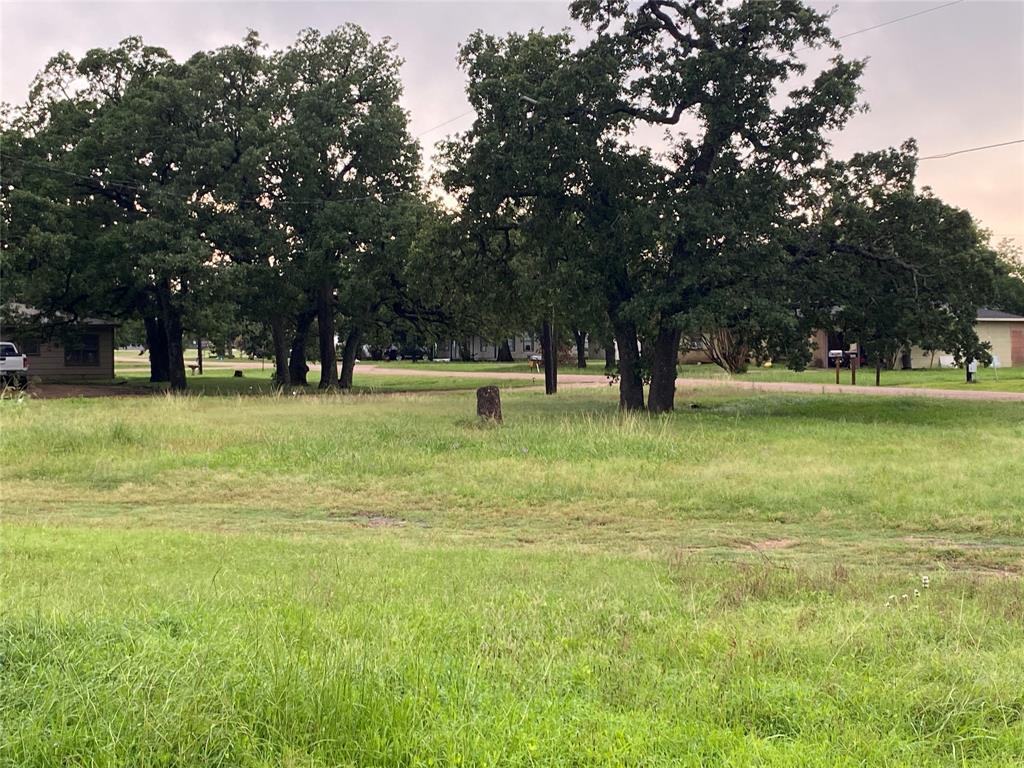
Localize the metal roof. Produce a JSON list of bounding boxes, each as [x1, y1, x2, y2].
[[976, 308, 1024, 321]]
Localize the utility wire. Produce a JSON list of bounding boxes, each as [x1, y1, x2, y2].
[[834, 0, 965, 43], [797, 0, 965, 52], [919, 139, 1023, 160], [416, 109, 474, 138], [7, 136, 1021, 207]]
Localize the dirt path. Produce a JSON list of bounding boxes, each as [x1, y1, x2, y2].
[[673, 378, 1024, 402], [111, 358, 1024, 402], [355, 365, 1024, 402]]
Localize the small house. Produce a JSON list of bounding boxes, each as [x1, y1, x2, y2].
[[1, 306, 118, 381]]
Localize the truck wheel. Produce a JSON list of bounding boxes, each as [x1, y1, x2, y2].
[[17, 375, 28, 389]]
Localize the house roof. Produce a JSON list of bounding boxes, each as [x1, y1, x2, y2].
[[976, 308, 1024, 321], [2, 303, 119, 328]]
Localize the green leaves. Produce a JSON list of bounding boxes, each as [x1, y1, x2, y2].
[[807, 142, 1002, 369]]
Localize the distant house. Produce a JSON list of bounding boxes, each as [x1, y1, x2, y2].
[[908, 309, 1024, 368], [435, 334, 611, 362], [1, 306, 118, 381], [810, 309, 1024, 368]]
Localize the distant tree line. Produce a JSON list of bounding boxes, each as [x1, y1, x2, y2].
[[3, 1, 1022, 409]]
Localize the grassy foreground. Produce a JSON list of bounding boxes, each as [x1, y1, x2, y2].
[[2, 387, 1023, 766]]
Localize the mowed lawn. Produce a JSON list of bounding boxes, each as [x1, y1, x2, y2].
[[106, 366, 541, 395], [672, 363, 1024, 393], [2, 387, 1023, 766]]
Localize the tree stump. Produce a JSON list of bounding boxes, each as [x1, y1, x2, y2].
[[476, 386, 502, 423]]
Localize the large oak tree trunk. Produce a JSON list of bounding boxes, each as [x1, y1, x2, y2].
[[496, 339, 514, 362], [604, 335, 616, 370], [270, 316, 290, 387], [574, 329, 587, 368], [316, 284, 338, 389], [647, 326, 681, 414], [144, 316, 170, 382], [339, 327, 362, 390], [289, 310, 314, 385], [613, 319, 644, 411], [156, 283, 187, 392], [541, 319, 558, 395]]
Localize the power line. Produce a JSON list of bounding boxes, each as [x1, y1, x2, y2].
[[416, 109, 474, 138], [797, 0, 965, 52], [835, 0, 965, 43], [7, 136, 1022, 200], [919, 139, 1024, 160]]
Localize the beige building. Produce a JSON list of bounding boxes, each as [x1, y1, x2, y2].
[[810, 309, 1024, 369], [908, 309, 1024, 368]]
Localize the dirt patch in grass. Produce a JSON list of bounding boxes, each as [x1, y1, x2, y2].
[[28, 383, 152, 399], [743, 538, 799, 551], [365, 515, 405, 528], [325, 510, 407, 528], [901, 536, 1024, 575]]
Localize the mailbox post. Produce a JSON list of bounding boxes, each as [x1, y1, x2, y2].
[[828, 350, 844, 384]]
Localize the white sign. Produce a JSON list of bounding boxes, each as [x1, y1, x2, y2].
[[992, 355, 1001, 369]]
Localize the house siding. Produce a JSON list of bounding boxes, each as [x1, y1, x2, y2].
[[9, 328, 116, 381], [909, 319, 1024, 368]]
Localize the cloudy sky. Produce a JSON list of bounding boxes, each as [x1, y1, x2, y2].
[[2, 0, 1021, 244]]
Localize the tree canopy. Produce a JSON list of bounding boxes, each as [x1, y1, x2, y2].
[[1, 2, 1009, 402]]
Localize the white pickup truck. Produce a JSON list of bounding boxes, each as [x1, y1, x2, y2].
[[0, 341, 29, 388]]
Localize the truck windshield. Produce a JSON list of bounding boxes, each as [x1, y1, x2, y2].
[[0, 343, 17, 358]]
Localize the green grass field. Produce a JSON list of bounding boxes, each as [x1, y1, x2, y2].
[[672, 363, 1024, 392], [2, 386, 1023, 766], [105, 368, 542, 396], [112, 350, 1024, 393]]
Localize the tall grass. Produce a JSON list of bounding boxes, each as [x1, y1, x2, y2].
[[2, 387, 1023, 765], [3, 388, 1022, 536]]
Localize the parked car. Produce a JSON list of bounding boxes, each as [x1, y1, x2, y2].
[[399, 345, 429, 361], [0, 341, 29, 388]]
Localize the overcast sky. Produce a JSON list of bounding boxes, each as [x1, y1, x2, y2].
[[2, 0, 1021, 244]]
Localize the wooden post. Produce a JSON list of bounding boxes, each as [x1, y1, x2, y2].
[[476, 386, 502, 423]]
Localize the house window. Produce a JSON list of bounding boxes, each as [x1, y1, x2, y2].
[[18, 338, 41, 356], [65, 333, 100, 366]]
